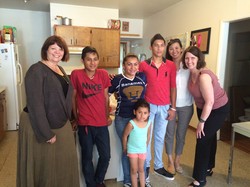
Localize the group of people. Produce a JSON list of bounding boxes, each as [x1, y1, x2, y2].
[[16, 32, 229, 187]]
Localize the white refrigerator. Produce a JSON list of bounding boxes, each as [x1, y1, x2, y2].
[[0, 43, 23, 130]]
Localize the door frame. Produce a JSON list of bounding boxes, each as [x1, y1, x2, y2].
[[217, 16, 250, 88], [217, 16, 250, 140]]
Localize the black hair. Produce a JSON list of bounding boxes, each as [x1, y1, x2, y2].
[[81, 46, 99, 60], [182, 46, 206, 70], [134, 99, 150, 112], [150, 33, 166, 46], [165, 38, 183, 61], [122, 53, 139, 65]]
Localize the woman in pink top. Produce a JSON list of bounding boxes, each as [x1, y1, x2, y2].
[[183, 46, 229, 187]]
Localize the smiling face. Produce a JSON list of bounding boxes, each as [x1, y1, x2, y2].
[[168, 42, 182, 60], [123, 57, 139, 79], [151, 39, 166, 58], [46, 43, 64, 63], [134, 106, 150, 122], [184, 52, 199, 70], [82, 52, 99, 73]]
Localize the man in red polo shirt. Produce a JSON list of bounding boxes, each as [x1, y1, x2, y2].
[[139, 34, 177, 186]]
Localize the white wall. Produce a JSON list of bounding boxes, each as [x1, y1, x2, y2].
[[0, 8, 50, 73], [119, 18, 143, 38], [50, 3, 119, 32], [141, 0, 250, 127], [0, 8, 50, 107], [142, 0, 250, 71]]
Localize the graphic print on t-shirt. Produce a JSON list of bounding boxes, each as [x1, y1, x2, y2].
[[122, 85, 144, 102], [81, 82, 102, 99]]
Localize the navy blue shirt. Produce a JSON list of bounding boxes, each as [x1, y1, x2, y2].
[[109, 72, 147, 118]]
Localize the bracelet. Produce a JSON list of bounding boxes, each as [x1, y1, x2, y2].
[[170, 107, 176, 111], [199, 118, 206, 123]]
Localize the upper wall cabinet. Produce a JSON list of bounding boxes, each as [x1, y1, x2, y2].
[[54, 25, 91, 46], [91, 28, 120, 68], [54, 25, 120, 68]]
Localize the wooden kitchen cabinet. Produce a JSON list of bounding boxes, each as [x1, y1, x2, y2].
[[54, 25, 91, 47], [91, 28, 120, 68], [55, 25, 120, 68]]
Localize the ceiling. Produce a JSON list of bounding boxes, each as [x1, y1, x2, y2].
[[0, 0, 182, 19]]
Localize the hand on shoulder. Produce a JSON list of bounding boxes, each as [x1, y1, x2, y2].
[[108, 74, 117, 80]]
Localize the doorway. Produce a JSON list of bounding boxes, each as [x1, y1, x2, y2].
[[217, 17, 250, 153]]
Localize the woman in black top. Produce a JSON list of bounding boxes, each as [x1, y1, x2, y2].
[[17, 35, 79, 187]]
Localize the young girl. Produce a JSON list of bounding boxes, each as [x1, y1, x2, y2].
[[122, 99, 151, 187]]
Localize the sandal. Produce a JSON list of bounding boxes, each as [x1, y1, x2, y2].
[[167, 164, 176, 174], [175, 165, 183, 174], [206, 169, 213, 176]]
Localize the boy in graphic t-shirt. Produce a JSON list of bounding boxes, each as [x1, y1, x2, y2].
[[71, 46, 112, 187]]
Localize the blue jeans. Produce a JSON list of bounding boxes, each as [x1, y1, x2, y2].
[[114, 115, 131, 184], [146, 104, 170, 169], [78, 126, 111, 187]]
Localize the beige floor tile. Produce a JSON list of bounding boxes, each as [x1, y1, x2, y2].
[[0, 129, 250, 187]]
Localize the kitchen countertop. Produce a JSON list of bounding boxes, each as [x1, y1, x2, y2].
[[0, 86, 6, 93]]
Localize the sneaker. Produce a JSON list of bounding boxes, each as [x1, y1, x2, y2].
[[145, 181, 153, 187], [145, 167, 150, 182], [123, 183, 132, 187], [154, 167, 174, 180]]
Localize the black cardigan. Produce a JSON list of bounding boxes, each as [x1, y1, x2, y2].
[[25, 61, 73, 143]]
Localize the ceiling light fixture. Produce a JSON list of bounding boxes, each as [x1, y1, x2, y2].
[[24, 0, 30, 3]]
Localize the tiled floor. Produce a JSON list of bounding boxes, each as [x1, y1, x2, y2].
[[1, 129, 250, 187], [0, 131, 17, 187]]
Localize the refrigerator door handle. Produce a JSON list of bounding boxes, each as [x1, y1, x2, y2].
[[17, 63, 23, 85]]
